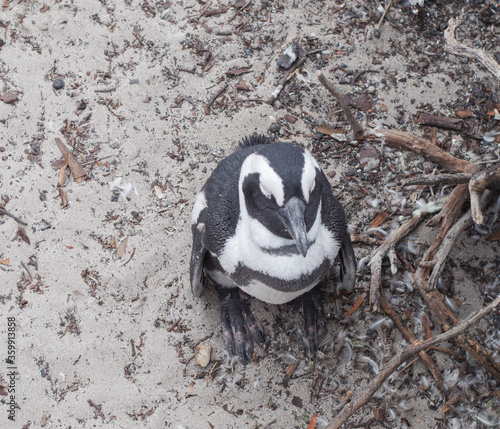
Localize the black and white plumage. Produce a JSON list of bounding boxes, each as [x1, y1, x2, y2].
[[190, 135, 356, 364]]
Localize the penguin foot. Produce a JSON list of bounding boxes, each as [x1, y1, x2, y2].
[[293, 287, 326, 359], [218, 287, 266, 366]]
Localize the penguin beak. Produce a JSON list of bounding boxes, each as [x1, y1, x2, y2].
[[278, 197, 309, 257]]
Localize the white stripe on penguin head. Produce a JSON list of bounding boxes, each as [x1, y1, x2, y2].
[[301, 150, 320, 203], [239, 153, 285, 207]]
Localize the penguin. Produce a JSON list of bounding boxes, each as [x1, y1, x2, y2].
[[190, 134, 356, 365]]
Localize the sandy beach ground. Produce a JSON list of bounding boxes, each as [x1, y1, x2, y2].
[[1, 0, 499, 428]]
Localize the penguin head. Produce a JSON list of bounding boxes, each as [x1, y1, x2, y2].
[[239, 143, 322, 256]]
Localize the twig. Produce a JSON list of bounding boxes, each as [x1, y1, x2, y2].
[[380, 295, 444, 388], [444, 18, 500, 80], [120, 247, 136, 267], [206, 83, 229, 110], [167, 317, 182, 332], [367, 129, 476, 174], [317, 72, 364, 138], [456, 335, 500, 381], [428, 190, 495, 290], [402, 173, 472, 187], [0, 206, 28, 226], [368, 214, 423, 310], [376, 0, 394, 31], [267, 56, 307, 105], [323, 295, 500, 429], [469, 165, 500, 224]]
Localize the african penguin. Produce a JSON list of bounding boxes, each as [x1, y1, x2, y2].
[[190, 134, 356, 365]]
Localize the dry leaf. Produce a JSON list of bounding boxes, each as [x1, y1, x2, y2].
[[317, 125, 342, 135], [116, 237, 129, 258], [369, 211, 389, 229], [58, 153, 69, 186], [18, 227, 30, 245], [226, 66, 252, 77], [307, 413, 318, 429], [486, 230, 500, 241], [55, 138, 87, 183], [457, 110, 474, 118], [344, 292, 366, 318], [0, 258, 10, 266], [58, 186, 68, 207]]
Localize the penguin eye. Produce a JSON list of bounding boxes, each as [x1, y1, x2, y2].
[[260, 183, 272, 199]]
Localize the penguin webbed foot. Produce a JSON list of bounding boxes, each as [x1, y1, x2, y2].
[[218, 287, 266, 366], [293, 287, 326, 360]]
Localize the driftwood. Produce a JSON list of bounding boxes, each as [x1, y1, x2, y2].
[[469, 165, 500, 224], [444, 17, 500, 79], [324, 296, 500, 429], [368, 214, 423, 311], [318, 71, 500, 428], [418, 113, 464, 131], [402, 173, 472, 187]]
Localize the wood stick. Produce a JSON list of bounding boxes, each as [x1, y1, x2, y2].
[[418, 113, 464, 131], [207, 83, 229, 109], [317, 72, 364, 138], [367, 129, 476, 174], [456, 335, 500, 381], [323, 295, 500, 429], [402, 173, 472, 187], [0, 206, 28, 226], [376, 0, 394, 31], [469, 165, 500, 224], [380, 295, 444, 388], [413, 186, 469, 328], [369, 214, 423, 310], [444, 18, 500, 80], [267, 56, 307, 105], [428, 190, 495, 290]]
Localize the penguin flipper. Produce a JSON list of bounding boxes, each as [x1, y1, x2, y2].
[[339, 234, 356, 292], [190, 223, 207, 297]]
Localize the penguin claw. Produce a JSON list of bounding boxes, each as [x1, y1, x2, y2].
[[293, 287, 326, 359], [218, 287, 266, 366]]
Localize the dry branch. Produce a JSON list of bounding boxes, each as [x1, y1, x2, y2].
[[444, 18, 500, 80], [317, 72, 364, 138], [369, 214, 423, 310], [402, 173, 472, 187], [324, 296, 500, 429], [428, 190, 495, 290], [380, 295, 444, 388], [367, 128, 476, 174], [469, 165, 500, 224], [0, 206, 28, 226], [268, 56, 307, 105]]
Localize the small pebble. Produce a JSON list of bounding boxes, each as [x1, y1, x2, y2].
[[277, 43, 298, 70], [195, 344, 211, 368], [77, 101, 87, 110], [268, 123, 281, 134], [53, 79, 65, 90]]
